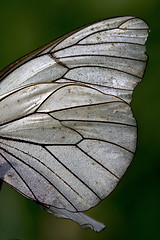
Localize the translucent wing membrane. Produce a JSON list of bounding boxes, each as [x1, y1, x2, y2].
[[0, 16, 149, 232]]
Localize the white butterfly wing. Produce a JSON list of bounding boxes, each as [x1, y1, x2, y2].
[[0, 16, 148, 103], [0, 16, 149, 232]]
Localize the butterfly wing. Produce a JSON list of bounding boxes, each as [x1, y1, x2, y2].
[[0, 16, 148, 103], [0, 16, 149, 232]]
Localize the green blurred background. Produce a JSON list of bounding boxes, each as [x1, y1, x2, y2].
[[0, 0, 159, 240]]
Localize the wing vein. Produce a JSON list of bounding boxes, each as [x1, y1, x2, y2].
[[77, 138, 135, 154], [76, 145, 120, 180], [43, 146, 102, 200], [0, 151, 38, 201], [57, 54, 146, 63], [0, 145, 78, 210]]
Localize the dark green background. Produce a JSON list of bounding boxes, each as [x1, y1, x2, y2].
[[0, 0, 159, 240]]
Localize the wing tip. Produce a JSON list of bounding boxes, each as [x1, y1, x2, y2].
[[119, 16, 149, 31]]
